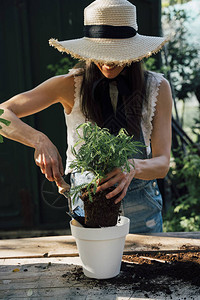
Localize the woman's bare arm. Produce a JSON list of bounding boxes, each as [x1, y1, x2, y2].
[[133, 77, 172, 180], [0, 74, 74, 183]]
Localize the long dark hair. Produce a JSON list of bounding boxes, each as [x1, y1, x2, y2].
[[80, 61, 147, 137]]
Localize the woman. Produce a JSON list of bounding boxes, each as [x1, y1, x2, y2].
[[0, 0, 172, 233]]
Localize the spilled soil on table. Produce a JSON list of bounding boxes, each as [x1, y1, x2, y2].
[[62, 252, 200, 297], [121, 252, 200, 291]]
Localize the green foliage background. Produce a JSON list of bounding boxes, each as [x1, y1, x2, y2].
[[47, 55, 78, 76], [0, 109, 11, 143], [160, 2, 200, 232], [164, 146, 200, 232], [162, 0, 192, 7]]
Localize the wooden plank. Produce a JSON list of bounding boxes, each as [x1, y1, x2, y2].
[[1, 233, 200, 259], [0, 286, 133, 300], [0, 257, 199, 300], [0, 235, 77, 259], [0, 257, 135, 299], [146, 231, 200, 239], [124, 233, 200, 253], [0, 257, 82, 277]]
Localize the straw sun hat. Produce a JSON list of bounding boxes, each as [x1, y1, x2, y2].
[[49, 0, 168, 66]]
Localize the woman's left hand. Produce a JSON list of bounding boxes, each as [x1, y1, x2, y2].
[[96, 165, 136, 204]]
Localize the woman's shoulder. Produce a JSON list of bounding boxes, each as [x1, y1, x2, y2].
[[143, 71, 171, 109], [145, 70, 165, 84], [48, 67, 84, 88], [144, 70, 172, 112], [145, 70, 170, 93], [68, 67, 85, 76]]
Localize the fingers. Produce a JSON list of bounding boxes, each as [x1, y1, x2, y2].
[[35, 149, 64, 182], [114, 185, 129, 204], [55, 176, 69, 190], [98, 170, 126, 192], [51, 156, 63, 182], [58, 152, 64, 176], [35, 153, 50, 177], [99, 168, 121, 184], [97, 167, 134, 204], [106, 178, 128, 203]]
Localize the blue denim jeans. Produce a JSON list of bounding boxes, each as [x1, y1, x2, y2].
[[70, 171, 93, 210], [70, 172, 163, 234], [121, 178, 163, 233]]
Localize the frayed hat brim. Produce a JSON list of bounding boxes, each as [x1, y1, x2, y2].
[[49, 34, 168, 66]]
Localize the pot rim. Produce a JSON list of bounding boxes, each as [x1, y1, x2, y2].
[[70, 216, 130, 240]]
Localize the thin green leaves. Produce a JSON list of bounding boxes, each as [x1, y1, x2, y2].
[[69, 122, 145, 202], [0, 109, 11, 143], [0, 118, 11, 126]]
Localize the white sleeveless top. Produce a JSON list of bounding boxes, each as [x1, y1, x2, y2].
[[64, 68, 164, 174]]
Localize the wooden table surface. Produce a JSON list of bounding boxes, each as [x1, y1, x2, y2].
[[1, 231, 200, 259], [0, 232, 200, 299]]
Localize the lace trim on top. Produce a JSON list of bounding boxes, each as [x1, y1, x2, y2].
[[141, 71, 164, 156], [67, 68, 84, 113], [64, 68, 85, 174]]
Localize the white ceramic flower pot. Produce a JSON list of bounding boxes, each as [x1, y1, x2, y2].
[[70, 216, 130, 279]]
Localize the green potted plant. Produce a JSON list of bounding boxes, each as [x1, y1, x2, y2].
[[69, 122, 143, 228], [69, 122, 144, 279], [0, 109, 11, 143]]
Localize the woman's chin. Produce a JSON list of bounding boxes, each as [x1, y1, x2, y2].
[[96, 63, 125, 78]]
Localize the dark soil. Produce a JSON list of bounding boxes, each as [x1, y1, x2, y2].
[[62, 252, 200, 296], [122, 252, 200, 288], [80, 186, 121, 228]]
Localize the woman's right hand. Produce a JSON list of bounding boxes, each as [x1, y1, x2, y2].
[[34, 136, 64, 184]]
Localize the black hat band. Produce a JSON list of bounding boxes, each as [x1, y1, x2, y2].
[[84, 25, 137, 39]]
